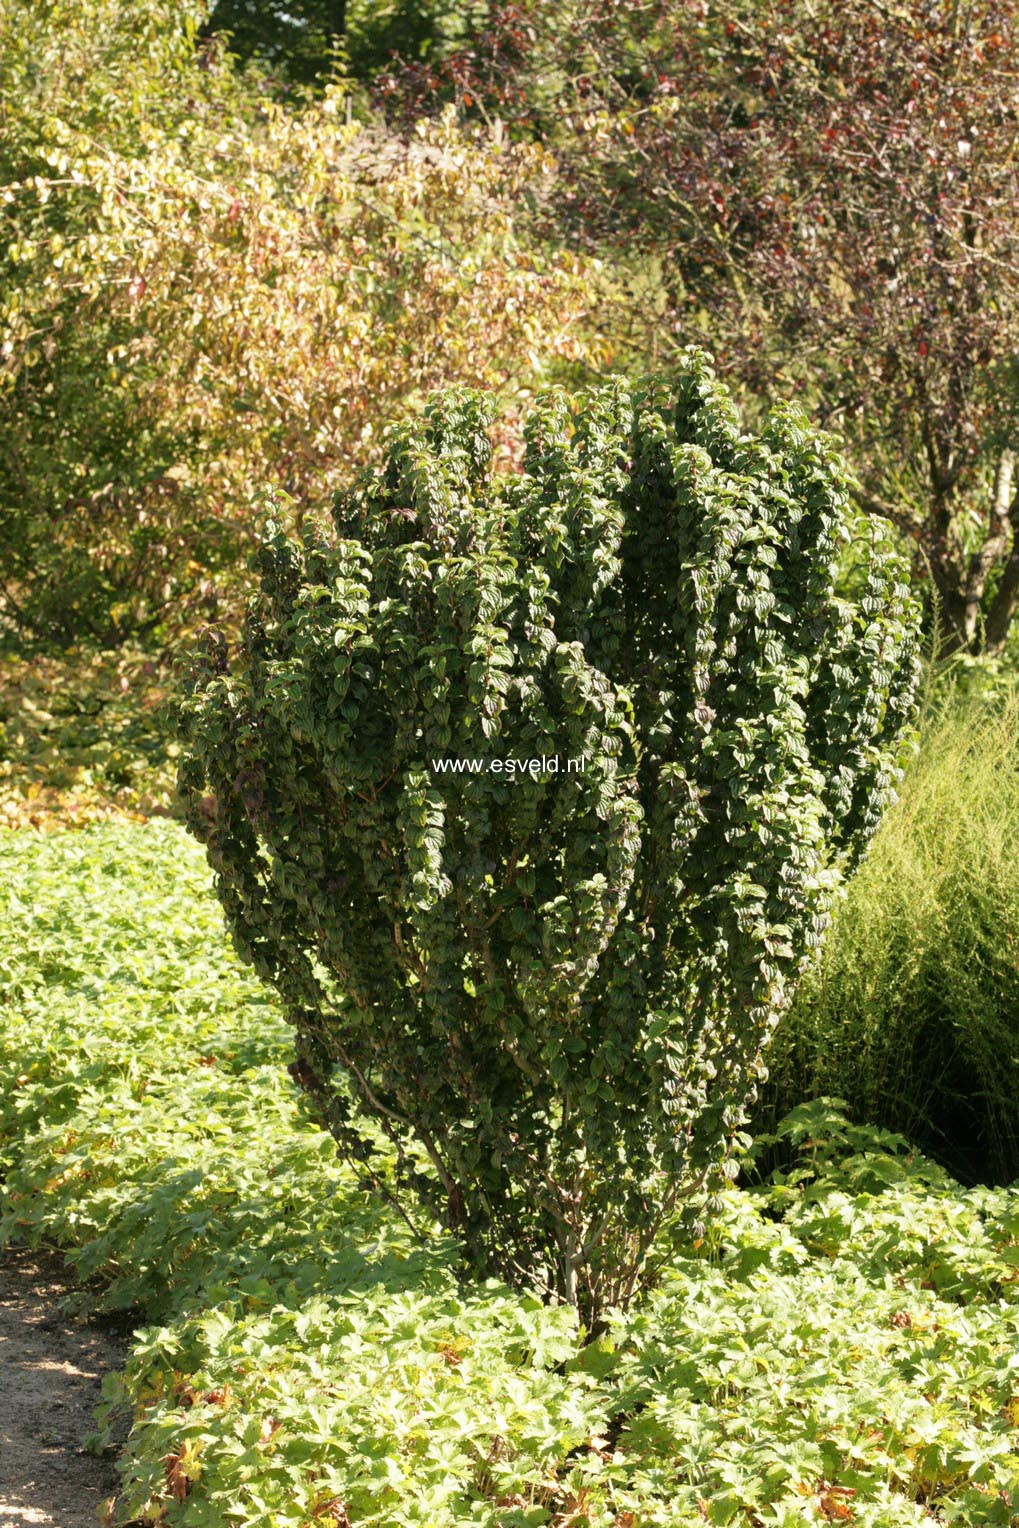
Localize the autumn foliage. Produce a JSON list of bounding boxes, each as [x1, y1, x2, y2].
[[380, 0, 1019, 654], [0, 1, 590, 642]]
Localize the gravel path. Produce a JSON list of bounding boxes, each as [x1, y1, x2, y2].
[[0, 1248, 129, 1528]]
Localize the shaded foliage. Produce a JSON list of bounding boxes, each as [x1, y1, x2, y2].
[[203, 0, 478, 87], [0, 643, 177, 829]]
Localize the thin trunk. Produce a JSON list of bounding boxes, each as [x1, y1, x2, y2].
[[925, 493, 971, 657], [982, 450, 1019, 654], [561, 1225, 579, 1309], [919, 453, 1019, 657]]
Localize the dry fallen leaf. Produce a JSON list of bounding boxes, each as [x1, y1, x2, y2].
[[311, 1498, 351, 1525]]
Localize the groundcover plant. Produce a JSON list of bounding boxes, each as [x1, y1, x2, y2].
[[178, 353, 920, 1323], [2, 825, 1019, 1527]]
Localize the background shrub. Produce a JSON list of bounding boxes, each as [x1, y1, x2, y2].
[[756, 689, 1019, 1184], [178, 355, 920, 1324], [0, 1, 590, 644], [379, 0, 1019, 657]]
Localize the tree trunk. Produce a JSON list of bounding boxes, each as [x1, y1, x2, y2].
[[982, 450, 1019, 655], [911, 450, 1019, 658], [983, 547, 1019, 655]]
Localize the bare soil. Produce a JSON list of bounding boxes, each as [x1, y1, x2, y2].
[[0, 1248, 130, 1528]]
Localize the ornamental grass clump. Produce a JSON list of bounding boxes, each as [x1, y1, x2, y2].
[[759, 689, 1019, 1184], [178, 352, 920, 1325]]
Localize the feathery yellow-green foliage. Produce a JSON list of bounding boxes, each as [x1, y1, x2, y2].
[[762, 687, 1019, 1182]]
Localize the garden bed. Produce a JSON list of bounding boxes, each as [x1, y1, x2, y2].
[[1, 823, 1018, 1527]]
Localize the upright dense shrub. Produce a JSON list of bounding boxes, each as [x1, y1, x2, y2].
[[178, 354, 920, 1322], [758, 691, 1019, 1185]]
